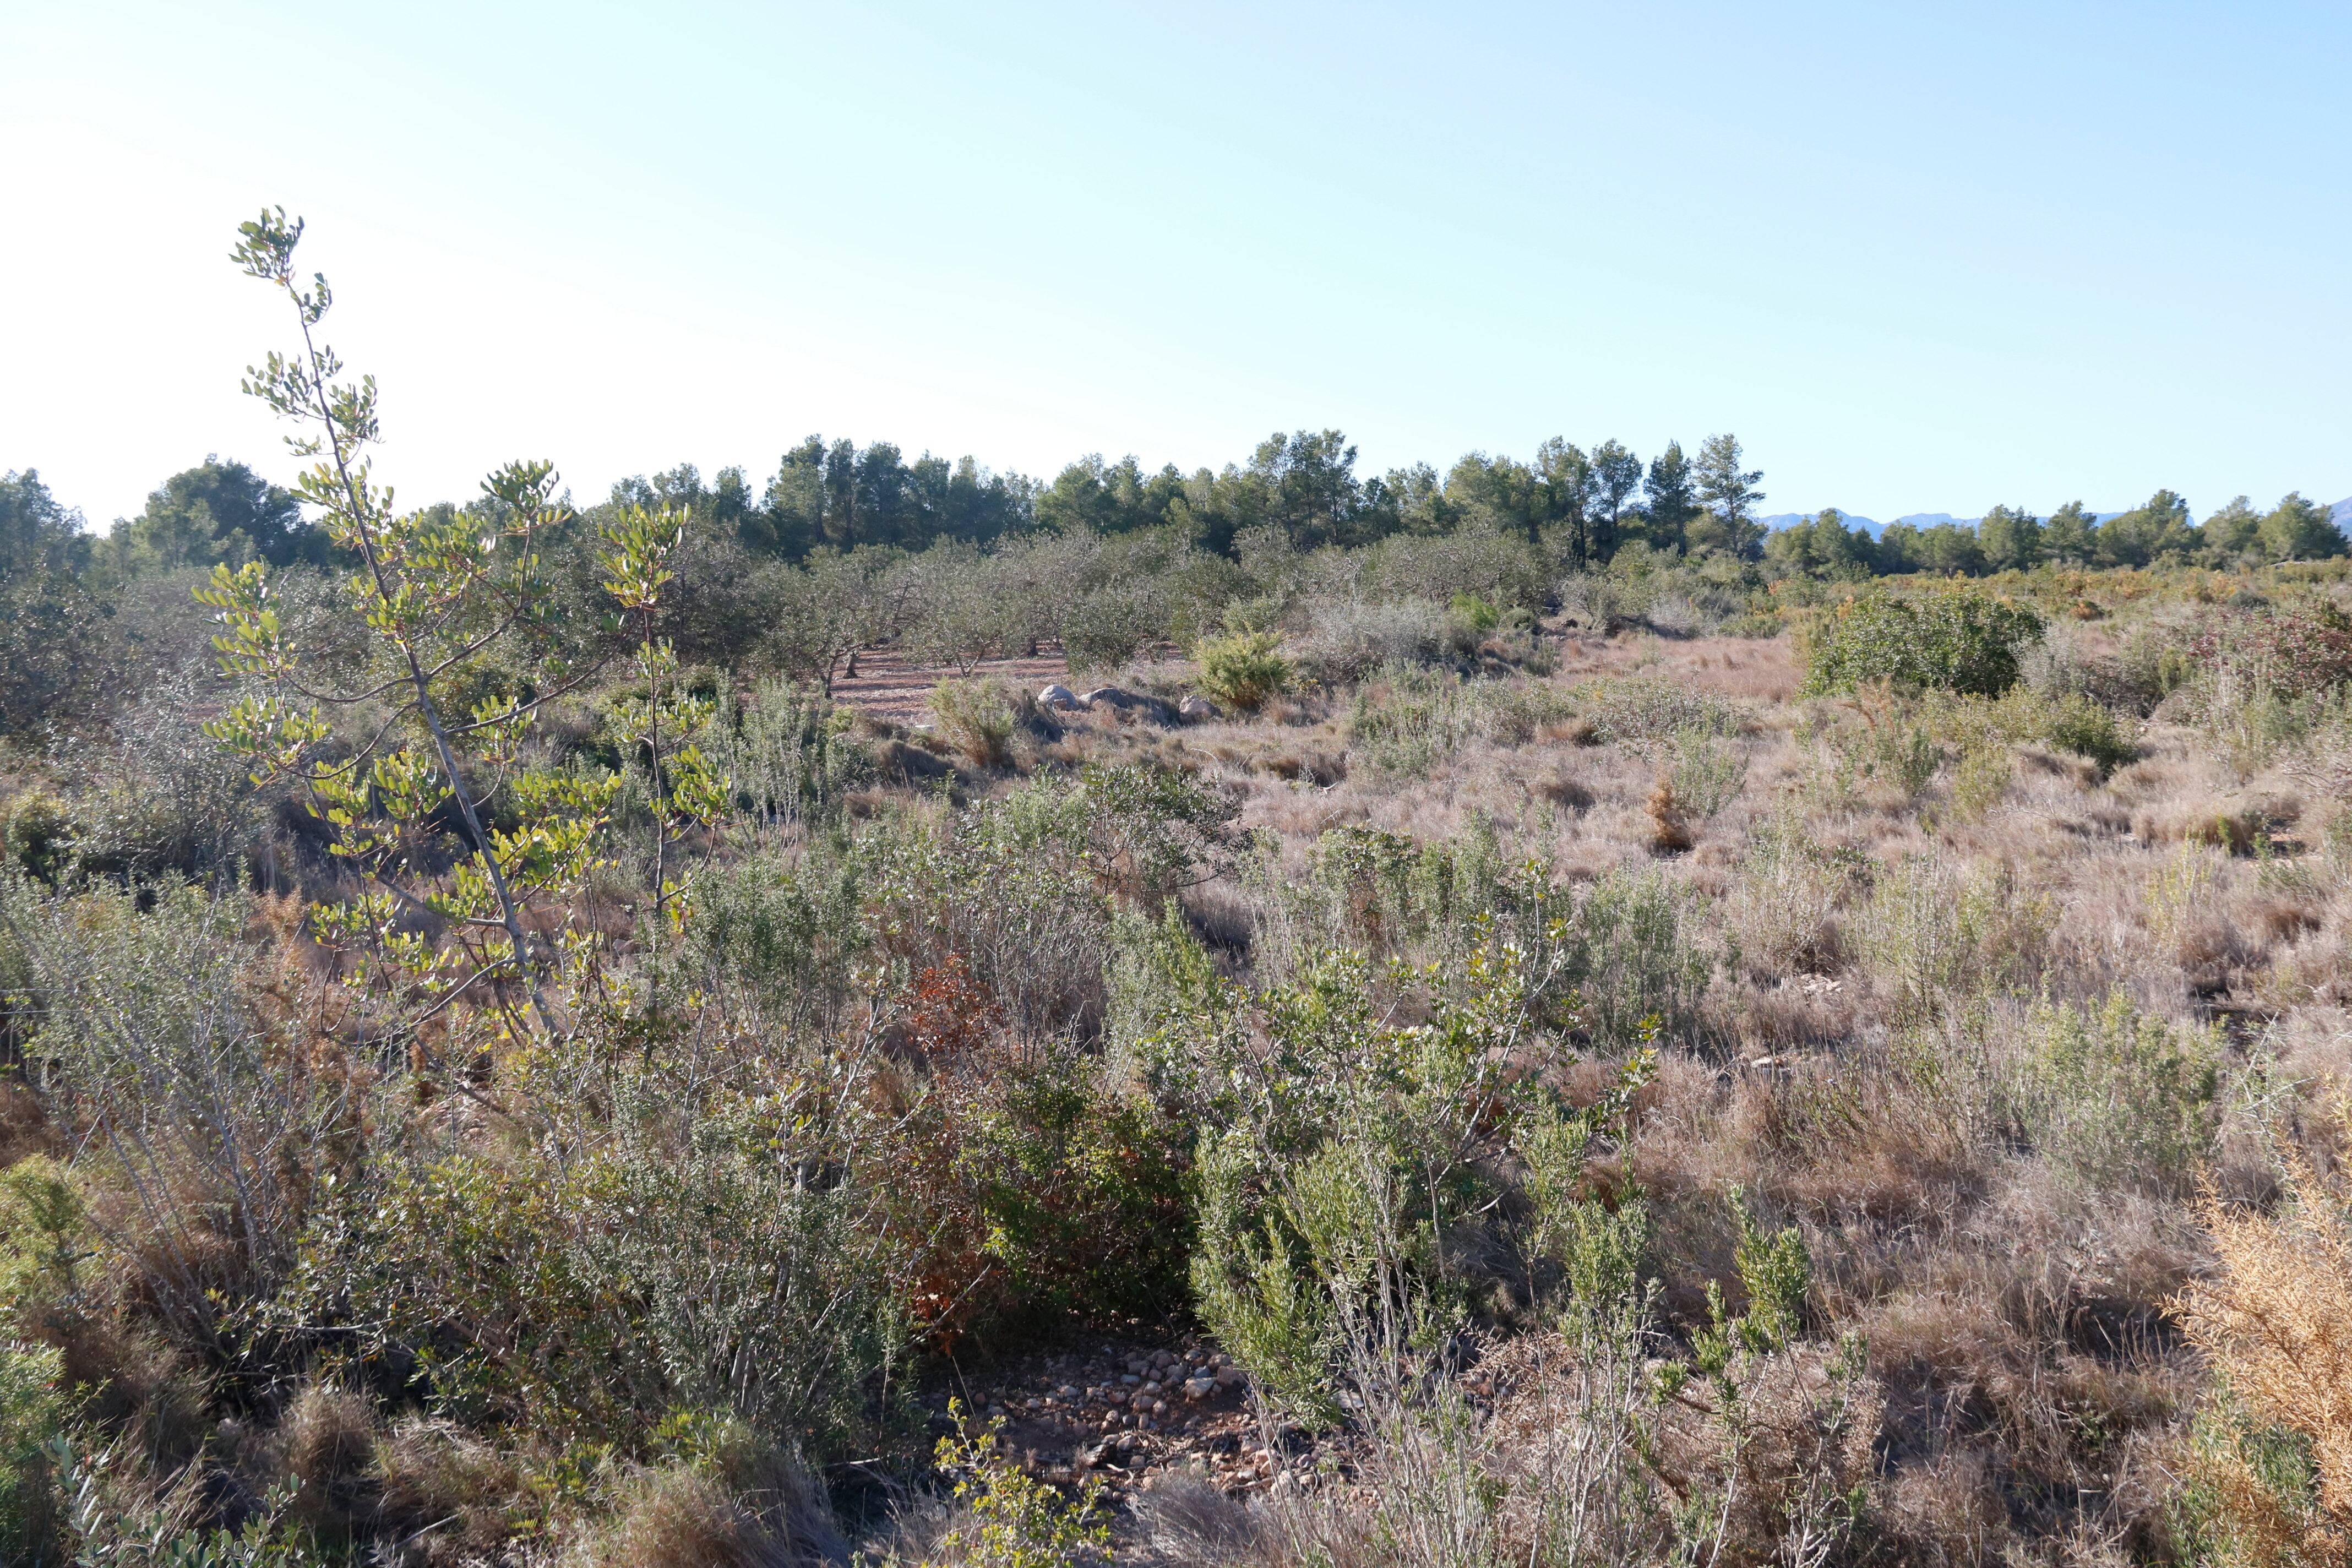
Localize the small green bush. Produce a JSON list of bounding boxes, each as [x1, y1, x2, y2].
[[1561, 867, 1712, 1047], [1194, 630, 1292, 712], [723, 677, 867, 827], [2, 794, 75, 887], [2030, 690, 2138, 775], [1948, 739, 2013, 821], [1857, 854, 2054, 1026], [1175, 935, 1621, 1428], [1574, 676, 1743, 745], [927, 1401, 1108, 1567], [928, 678, 1020, 768], [1800, 588, 2045, 696], [1667, 726, 1747, 817], [2001, 994, 2221, 1194], [1346, 668, 1574, 779], [1914, 686, 2137, 781], [0, 1155, 87, 1309], [1449, 591, 1501, 633]]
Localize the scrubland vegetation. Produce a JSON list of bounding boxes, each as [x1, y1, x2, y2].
[[3, 212, 2352, 1565]]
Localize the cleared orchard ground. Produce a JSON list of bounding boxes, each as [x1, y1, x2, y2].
[[828, 645, 1073, 725]]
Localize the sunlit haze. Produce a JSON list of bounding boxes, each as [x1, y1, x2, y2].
[[6, 2, 2348, 526]]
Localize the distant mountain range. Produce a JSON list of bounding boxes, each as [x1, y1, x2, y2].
[[1759, 498, 2352, 540]]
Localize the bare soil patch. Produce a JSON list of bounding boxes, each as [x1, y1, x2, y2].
[[830, 646, 1074, 726]]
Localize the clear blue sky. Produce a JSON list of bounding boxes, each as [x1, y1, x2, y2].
[[6, 1, 2348, 526]]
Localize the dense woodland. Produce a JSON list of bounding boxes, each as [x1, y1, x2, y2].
[[3, 215, 2352, 1566]]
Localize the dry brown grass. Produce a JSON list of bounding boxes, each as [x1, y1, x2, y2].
[[1644, 778, 1694, 853], [564, 1464, 816, 1567]]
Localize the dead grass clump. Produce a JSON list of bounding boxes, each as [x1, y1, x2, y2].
[[1134, 1472, 1265, 1562], [1180, 880, 1256, 956], [1261, 747, 1346, 786], [1704, 978, 1855, 1055], [2186, 808, 2270, 855], [568, 1465, 789, 1567], [1877, 1446, 2008, 1566], [1646, 778, 1693, 853], [374, 1418, 526, 1560], [2015, 742, 2100, 787], [2132, 795, 2285, 856], [1761, 1060, 1977, 1229], [2251, 895, 2326, 944], [281, 1382, 380, 1531], [2176, 912, 2266, 991], [873, 738, 956, 786]]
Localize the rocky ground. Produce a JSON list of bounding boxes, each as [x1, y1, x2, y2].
[[925, 1337, 1287, 1499]]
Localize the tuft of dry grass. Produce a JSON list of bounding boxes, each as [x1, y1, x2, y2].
[[927, 678, 1030, 769], [279, 1382, 378, 1532], [1645, 778, 1693, 853]]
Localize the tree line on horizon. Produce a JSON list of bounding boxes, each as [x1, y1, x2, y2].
[[1, 429, 1765, 582], [7, 429, 2341, 603]]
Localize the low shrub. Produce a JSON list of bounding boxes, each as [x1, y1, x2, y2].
[[1947, 737, 2012, 821], [2174, 605, 2352, 777], [1170, 935, 1605, 1427], [1799, 587, 2045, 697], [2187, 602, 2352, 701], [1449, 590, 1502, 633], [722, 676, 868, 829], [1345, 667, 1575, 779], [1556, 571, 1647, 633], [928, 678, 1021, 768], [1560, 866, 1712, 1046], [2, 793, 73, 887], [1193, 630, 1292, 712], [1801, 694, 1940, 802], [876, 979, 1191, 1343], [1289, 597, 1444, 687], [687, 843, 868, 1033], [2028, 689, 2137, 774], [925, 1402, 1109, 1567], [0, 1340, 66, 1558], [1731, 817, 1858, 978], [1998, 994, 2221, 1194], [275, 1063, 911, 1461], [1854, 854, 2053, 1026], [1573, 676, 1743, 745], [1667, 725, 1747, 818]]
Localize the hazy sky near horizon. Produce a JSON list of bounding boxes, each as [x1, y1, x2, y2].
[[6, 1, 2348, 528]]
